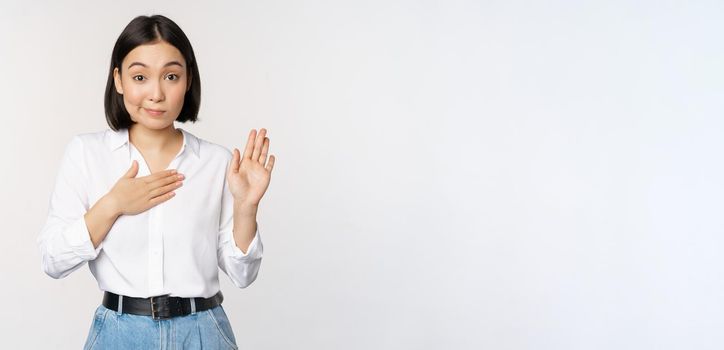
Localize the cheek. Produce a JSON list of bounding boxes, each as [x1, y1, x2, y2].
[[168, 85, 187, 109], [122, 86, 145, 108]]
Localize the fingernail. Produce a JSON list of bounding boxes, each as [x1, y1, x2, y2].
[[178, 174, 185, 179]]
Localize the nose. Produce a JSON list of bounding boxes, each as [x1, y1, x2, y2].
[[148, 80, 165, 102]]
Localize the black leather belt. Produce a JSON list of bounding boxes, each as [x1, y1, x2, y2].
[[102, 291, 224, 320]]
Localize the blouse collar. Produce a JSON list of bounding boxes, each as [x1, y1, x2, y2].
[[106, 127, 200, 158]]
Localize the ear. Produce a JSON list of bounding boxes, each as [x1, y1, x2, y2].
[[186, 72, 193, 92], [113, 67, 123, 95]]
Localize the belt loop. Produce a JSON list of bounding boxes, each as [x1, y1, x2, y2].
[[190, 298, 197, 315], [117, 295, 124, 315]]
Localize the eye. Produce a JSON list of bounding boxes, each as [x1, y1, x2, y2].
[[166, 73, 179, 81], [132, 75, 145, 82]]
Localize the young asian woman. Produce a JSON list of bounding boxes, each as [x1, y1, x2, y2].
[[37, 14, 275, 349]]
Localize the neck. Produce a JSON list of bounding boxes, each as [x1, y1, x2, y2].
[[128, 123, 181, 153]]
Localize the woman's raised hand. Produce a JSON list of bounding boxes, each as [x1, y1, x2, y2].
[[228, 128, 275, 206], [106, 160, 184, 215]]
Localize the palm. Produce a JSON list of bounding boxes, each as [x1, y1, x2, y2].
[[227, 128, 276, 205]]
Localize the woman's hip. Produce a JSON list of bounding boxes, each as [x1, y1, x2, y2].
[[83, 304, 238, 350]]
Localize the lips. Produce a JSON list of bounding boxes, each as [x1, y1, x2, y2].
[[144, 108, 165, 116]]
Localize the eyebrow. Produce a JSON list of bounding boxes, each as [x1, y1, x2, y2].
[[127, 61, 184, 69]]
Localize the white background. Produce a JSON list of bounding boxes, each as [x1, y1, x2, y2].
[[1, 0, 723, 349]]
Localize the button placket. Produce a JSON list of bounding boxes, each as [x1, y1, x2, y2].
[[148, 203, 164, 295], [130, 143, 164, 296], [128, 133, 186, 297]]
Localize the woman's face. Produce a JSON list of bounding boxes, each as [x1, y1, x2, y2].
[[113, 40, 189, 130]]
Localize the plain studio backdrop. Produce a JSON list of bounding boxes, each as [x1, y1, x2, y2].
[[1, 0, 723, 349]]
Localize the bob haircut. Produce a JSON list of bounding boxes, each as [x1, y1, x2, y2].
[[104, 15, 201, 131]]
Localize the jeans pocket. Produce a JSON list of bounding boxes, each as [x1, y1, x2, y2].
[[83, 305, 110, 350], [207, 305, 238, 349]]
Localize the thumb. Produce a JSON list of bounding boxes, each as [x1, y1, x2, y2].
[[229, 148, 240, 174], [125, 160, 139, 178]]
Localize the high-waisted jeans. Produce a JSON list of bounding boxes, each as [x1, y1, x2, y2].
[[83, 304, 239, 349]]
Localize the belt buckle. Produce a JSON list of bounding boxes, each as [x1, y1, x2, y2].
[[150, 294, 171, 320]]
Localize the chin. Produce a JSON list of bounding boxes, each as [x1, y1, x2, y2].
[[131, 117, 175, 130]]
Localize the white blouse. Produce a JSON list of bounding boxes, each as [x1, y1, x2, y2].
[[37, 127, 263, 298]]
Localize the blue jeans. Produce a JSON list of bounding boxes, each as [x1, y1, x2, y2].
[[83, 304, 239, 349]]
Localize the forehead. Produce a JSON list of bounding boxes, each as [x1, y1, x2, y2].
[[122, 40, 186, 68]]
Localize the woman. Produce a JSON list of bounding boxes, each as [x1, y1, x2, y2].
[[37, 14, 275, 349]]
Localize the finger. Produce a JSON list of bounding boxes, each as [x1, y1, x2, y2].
[[265, 154, 275, 173], [149, 179, 183, 198], [142, 169, 179, 183], [148, 172, 184, 189], [229, 148, 240, 174], [148, 191, 176, 207], [124, 160, 139, 178], [259, 137, 269, 165], [252, 128, 267, 161], [242, 129, 256, 160]]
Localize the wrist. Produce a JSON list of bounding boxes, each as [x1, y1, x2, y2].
[[98, 194, 122, 219], [233, 200, 258, 216]]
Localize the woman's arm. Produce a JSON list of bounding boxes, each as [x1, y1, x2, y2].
[[231, 202, 258, 254], [38, 138, 185, 279], [217, 171, 263, 288], [84, 195, 121, 249], [37, 136, 101, 279], [217, 128, 274, 287]]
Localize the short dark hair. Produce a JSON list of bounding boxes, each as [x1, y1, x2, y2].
[[104, 15, 201, 131]]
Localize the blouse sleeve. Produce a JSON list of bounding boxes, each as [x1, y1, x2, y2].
[[37, 136, 102, 279], [216, 155, 264, 288]]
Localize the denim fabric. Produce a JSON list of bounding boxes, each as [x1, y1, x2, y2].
[[83, 304, 238, 350]]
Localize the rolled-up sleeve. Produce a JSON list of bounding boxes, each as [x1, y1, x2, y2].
[[37, 136, 102, 279], [216, 159, 263, 288]]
